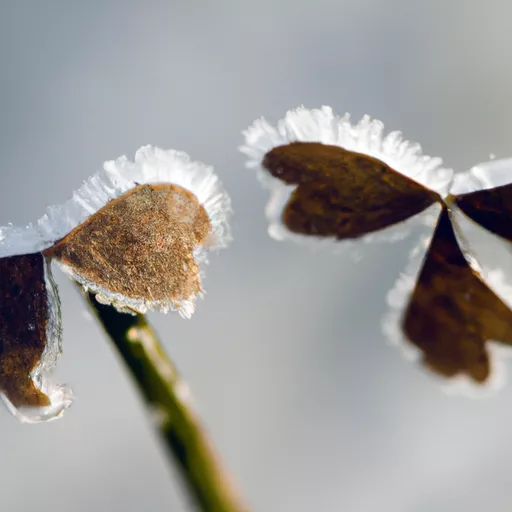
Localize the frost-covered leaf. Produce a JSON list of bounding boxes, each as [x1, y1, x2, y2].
[[0, 253, 71, 423], [240, 106, 453, 249], [385, 207, 512, 393]]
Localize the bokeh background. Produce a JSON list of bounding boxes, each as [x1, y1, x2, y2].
[[1, 1, 512, 511]]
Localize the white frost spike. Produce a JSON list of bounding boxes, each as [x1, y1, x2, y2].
[[450, 156, 512, 194], [0, 224, 47, 258], [240, 105, 453, 249]]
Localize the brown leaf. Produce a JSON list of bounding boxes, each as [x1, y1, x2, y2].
[[403, 207, 512, 383], [263, 142, 442, 239], [0, 252, 53, 407], [44, 184, 211, 311], [454, 183, 512, 241]]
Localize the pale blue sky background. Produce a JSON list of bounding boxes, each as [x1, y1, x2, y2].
[[1, 2, 512, 511]]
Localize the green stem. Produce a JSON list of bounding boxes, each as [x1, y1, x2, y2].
[[83, 291, 247, 512]]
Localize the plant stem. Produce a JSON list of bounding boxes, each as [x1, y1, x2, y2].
[[83, 291, 246, 512]]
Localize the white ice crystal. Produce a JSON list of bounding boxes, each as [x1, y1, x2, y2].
[[0, 224, 49, 258], [240, 106, 453, 248], [450, 156, 512, 194]]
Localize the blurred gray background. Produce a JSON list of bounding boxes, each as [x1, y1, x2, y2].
[[1, 1, 512, 511]]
